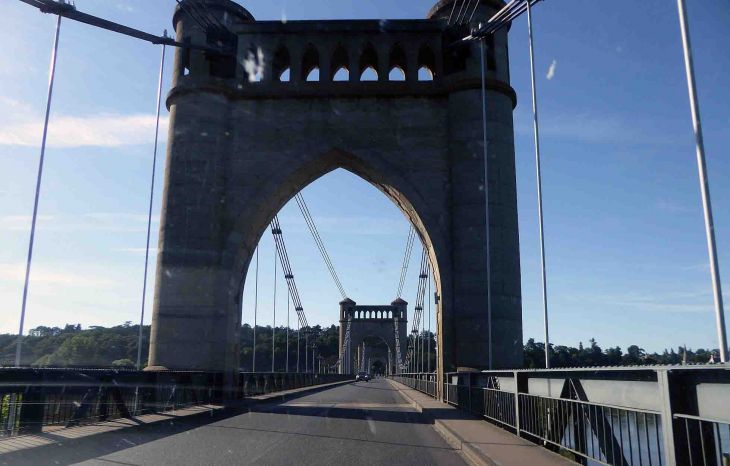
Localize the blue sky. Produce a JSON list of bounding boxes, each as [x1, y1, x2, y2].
[[0, 0, 728, 357]]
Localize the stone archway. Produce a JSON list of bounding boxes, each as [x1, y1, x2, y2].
[[147, 0, 525, 396], [339, 300, 408, 375]]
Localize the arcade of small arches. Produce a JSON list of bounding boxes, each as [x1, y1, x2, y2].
[[349, 308, 402, 320], [271, 42, 437, 83]]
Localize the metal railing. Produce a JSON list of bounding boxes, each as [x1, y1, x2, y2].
[[0, 368, 351, 437], [673, 414, 730, 466], [516, 392, 663, 465], [437, 366, 730, 466], [390, 372, 438, 398], [393, 366, 730, 466]]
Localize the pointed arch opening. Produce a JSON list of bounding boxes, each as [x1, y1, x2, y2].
[[331, 45, 350, 81], [273, 45, 291, 82], [359, 43, 379, 81], [389, 43, 407, 81], [301, 44, 320, 82], [418, 44, 436, 81]]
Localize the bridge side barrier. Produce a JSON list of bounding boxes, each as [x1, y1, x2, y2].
[[391, 365, 730, 466], [0, 369, 351, 438]]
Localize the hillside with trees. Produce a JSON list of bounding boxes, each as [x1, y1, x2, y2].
[[0, 322, 721, 369]]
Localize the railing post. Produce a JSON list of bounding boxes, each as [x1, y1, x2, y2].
[[657, 369, 678, 466], [514, 371, 521, 437]]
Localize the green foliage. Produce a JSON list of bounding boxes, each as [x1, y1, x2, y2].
[[523, 338, 721, 368], [0, 323, 150, 367], [2, 322, 721, 370]]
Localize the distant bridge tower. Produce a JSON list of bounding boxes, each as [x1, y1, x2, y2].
[[339, 298, 408, 375], [147, 0, 524, 396]]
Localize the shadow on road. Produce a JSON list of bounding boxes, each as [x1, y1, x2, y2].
[[1, 382, 353, 466], [205, 424, 458, 451], [250, 405, 428, 424]]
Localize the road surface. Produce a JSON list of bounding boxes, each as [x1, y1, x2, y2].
[[5, 378, 469, 466]]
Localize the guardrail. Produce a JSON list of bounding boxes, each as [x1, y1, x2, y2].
[[438, 366, 730, 466], [390, 372, 438, 398], [391, 366, 730, 466], [0, 368, 351, 437]]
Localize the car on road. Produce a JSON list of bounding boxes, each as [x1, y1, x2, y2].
[[356, 372, 370, 382]]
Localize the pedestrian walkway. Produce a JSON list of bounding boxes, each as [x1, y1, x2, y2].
[[0, 379, 351, 457], [388, 379, 575, 466]]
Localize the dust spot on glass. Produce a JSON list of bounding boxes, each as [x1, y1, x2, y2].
[[201, 132, 208, 137], [242, 47, 265, 83], [379, 19, 389, 33], [225, 131, 230, 136], [165, 270, 172, 277], [478, 184, 484, 191], [281, 9, 287, 24], [237, 84, 243, 90]]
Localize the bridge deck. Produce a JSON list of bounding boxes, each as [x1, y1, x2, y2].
[[2, 379, 468, 466], [390, 379, 574, 466]]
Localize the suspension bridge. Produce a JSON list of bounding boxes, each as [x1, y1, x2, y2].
[[2, 0, 729, 465]]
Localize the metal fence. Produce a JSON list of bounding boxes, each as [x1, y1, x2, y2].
[[516, 392, 663, 465], [0, 368, 351, 438], [391, 373, 438, 398], [394, 366, 730, 466], [673, 414, 730, 466]]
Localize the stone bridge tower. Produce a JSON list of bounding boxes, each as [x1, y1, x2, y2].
[[147, 0, 524, 395], [339, 298, 409, 375]]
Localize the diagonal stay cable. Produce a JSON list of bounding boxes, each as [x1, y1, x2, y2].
[[193, 0, 228, 30], [405, 247, 429, 369], [295, 193, 346, 298], [183, 0, 217, 30], [175, 0, 209, 31], [270, 215, 308, 330], [294, 193, 347, 299], [272, 219, 307, 330], [294, 194, 345, 299], [396, 226, 415, 299]]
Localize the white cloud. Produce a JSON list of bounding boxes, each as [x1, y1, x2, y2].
[[0, 215, 55, 231], [514, 109, 678, 144], [112, 247, 158, 253], [0, 113, 169, 148], [655, 199, 693, 214], [566, 288, 723, 313], [0, 263, 117, 288], [0, 213, 159, 232], [278, 215, 406, 236], [546, 60, 557, 80]]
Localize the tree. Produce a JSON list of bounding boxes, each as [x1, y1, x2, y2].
[[112, 358, 135, 367]]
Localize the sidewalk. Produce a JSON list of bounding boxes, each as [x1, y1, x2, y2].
[[0, 379, 352, 456], [388, 379, 574, 466]]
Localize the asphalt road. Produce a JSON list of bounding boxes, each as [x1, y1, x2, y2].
[[5, 379, 468, 466]]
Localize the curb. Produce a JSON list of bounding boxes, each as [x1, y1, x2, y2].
[[237, 379, 353, 408], [223, 380, 353, 412], [387, 379, 497, 466]]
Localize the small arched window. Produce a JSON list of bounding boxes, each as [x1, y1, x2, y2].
[[359, 43, 379, 81], [273, 45, 291, 82], [389, 68, 405, 81], [301, 44, 320, 82], [331, 45, 349, 81], [389, 43, 407, 81], [418, 44, 436, 81]]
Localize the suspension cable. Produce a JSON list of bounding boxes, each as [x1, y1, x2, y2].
[[191, 0, 227, 30], [404, 247, 430, 371], [270, 215, 308, 330], [294, 193, 347, 299], [396, 226, 415, 299], [253, 245, 258, 372]]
